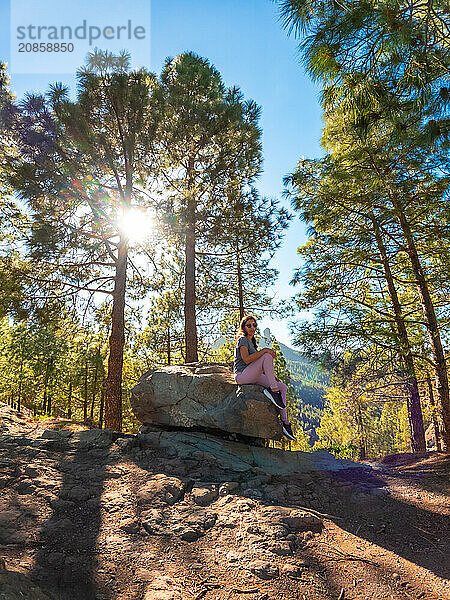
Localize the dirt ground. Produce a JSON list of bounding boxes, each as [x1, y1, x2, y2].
[[0, 404, 449, 600]]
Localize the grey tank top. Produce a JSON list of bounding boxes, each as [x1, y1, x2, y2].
[[234, 336, 257, 373]]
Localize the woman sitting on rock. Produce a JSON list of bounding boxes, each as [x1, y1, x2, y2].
[[233, 314, 295, 441]]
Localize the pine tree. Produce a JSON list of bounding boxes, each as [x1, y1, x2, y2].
[[0, 63, 37, 321], [4, 51, 160, 431], [204, 186, 290, 320], [278, 0, 450, 450], [155, 53, 263, 362], [285, 149, 428, 452]]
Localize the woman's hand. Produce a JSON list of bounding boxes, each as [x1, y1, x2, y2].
[[262, 348, 276, 358]]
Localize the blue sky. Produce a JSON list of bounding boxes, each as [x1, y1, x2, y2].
[[1, 0, 324, 346]]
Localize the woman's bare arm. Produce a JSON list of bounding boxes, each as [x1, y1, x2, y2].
[[240, 345, 276, 364]]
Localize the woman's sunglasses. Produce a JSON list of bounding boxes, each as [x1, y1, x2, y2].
[[245, 322, 257, 329]]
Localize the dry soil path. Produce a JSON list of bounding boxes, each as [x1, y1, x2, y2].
[[0, 404, 448, 600]]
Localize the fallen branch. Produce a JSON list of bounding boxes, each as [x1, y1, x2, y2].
[[225, 587, 260, 600], [290, 506, 342, 521], [315, 541, 378, 566], [411, 525, 447, 556], [316, 552, 377, 566]]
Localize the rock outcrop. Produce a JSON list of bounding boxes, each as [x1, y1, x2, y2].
[[131, 362, 284, 441], [130, 362, 370, 473], [136, 429, 363, 475], [0, 563, 53, 600]]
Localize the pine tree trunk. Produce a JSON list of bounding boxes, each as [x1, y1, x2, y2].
[[83, 357, 88, 423], [356, 403, 366, 460], [42, 358, 52, 415], [184, 156, 198, 363], [90, 355, 98, 421], [68, 381, 72, 419], [393, 206, 450, 451], [372, 218, 425, 452], [426, 372, 442, 452], [236, 240, 244, 320], [167, 326, 171, 366], [99, 379, 105, 429], [17, 352, 23, 413], [105, 238, 128, 431]]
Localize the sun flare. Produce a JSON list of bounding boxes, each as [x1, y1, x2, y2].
[[117, 208, 153, 244]]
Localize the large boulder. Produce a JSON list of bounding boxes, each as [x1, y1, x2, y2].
[[130, 362, 283, 441]]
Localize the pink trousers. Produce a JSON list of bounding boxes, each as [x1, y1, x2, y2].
[[235, 354, 288, 424]]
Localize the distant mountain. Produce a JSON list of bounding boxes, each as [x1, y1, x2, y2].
[[277, 341, 305, 363], [278, 342, 330, 432], [278, 342, 330, 388]]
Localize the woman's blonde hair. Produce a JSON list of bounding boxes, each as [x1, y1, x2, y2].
[[236, 314, 258, 349]]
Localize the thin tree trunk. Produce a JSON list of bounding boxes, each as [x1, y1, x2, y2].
[[393, 205, 450, 451], [184, 156, 198, 363], [356, 402, 366, 460], [167, 326, 171, 366], [42, 358, 52, 415], [90, 350, 99, 420], [236, 240, 244, 320], [83, 357, 88, 423], [17, 351, 23, 413], [372, 218, 425, 452], [426, 372, 442, 452], [68, 381, 72, 420], [105, 238, 128, 431], [99, 379, 106, 429]]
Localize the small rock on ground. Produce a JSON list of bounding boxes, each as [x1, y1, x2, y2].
[[248, 560, 279, 580], [143, 574, 182, 600]]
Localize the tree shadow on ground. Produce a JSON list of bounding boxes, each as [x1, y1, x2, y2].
[[281, 465, 450, 581], [336, 496, 449, 580], [28, 431, 115, 600], [298, 543, 438, 600], [385, 452, 450, 496]]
